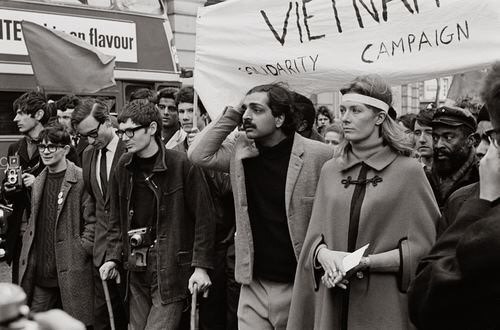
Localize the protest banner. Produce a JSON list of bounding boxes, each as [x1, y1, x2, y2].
[[195, 0, 500, 118]]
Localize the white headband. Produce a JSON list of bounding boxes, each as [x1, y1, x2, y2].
[[341, 93, 390, 112]]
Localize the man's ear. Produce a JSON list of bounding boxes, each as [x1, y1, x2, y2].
[[149, 121, 158, 136], [275, 114, 285, 128], [63, 145, 70, 156], [34, 109, 45, 122], [466, 133, 477, 147]]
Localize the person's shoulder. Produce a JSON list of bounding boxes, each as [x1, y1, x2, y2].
[[116, 152, 133, 167], [448, 182, 479, 203], [7, 137, 24, 154], [394, 154, 425, 173], [299, 134, 334, 157]]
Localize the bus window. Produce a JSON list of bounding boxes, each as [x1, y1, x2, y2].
[[38, 0, 111, 8], [0, 92, 24, 136], [115, 0, 162, 15]]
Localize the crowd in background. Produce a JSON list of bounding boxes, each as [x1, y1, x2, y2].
[[0, 63, 499, 330]]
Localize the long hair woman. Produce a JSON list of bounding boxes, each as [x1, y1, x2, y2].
[[287, 75, 440, 330]]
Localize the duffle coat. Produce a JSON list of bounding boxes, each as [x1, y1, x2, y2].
[[18, 161, 95, 325], [287, 146, 440, 330]]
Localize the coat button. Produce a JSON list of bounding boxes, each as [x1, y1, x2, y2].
[[29, 231, 33, 236], [356, 271, 364, 279], [22, 260, 25, 265]]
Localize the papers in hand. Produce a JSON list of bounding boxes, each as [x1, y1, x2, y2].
[[342, 244, 369, 272]]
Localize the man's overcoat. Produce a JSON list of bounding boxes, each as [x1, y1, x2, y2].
[[18, 161, 95, 325]]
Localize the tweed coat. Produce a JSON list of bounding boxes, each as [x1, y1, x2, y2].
[[188, 107, 334, 284], [18, 161, 95, 325], [287, 146, 440, 330]]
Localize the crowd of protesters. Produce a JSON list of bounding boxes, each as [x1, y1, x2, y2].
[[0, 63, 499, 330]]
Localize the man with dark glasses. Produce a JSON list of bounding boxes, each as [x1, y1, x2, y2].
[[410, 62, 500, 329], [100, 99, 214, 329], [71, 98, 127, 330], [18, 123, 95, 327]]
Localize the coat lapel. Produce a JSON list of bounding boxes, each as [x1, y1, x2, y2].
[[55, 163, 78, 224], [31, 169, 48, 227], [285, 133, 304, 215]]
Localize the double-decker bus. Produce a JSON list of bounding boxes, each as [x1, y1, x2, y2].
[[0, 0, 181, 167]]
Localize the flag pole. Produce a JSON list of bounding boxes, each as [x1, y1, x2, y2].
[[193, 89, 199, 132]]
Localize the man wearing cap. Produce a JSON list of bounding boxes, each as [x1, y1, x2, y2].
[[409, 61, 500, 330], [427, 105, 479, 208]]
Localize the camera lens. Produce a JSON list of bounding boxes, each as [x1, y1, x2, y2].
[[130, 234, 142, 247]]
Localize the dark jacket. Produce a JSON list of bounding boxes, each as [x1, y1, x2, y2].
[[106, 138, 215, 304], [409, 196, 500, 330], [436, 182, 479, 237], [426, 149, 479, 208], [19, 161, 95, 325], [1, 137, 44, 267], [82, 139, 127, 267]]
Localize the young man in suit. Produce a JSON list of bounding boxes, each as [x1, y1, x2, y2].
[[188, 83, 333, 329], [71, 98, 127, 330]]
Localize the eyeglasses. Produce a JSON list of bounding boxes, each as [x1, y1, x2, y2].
[[78, 122, 101, 139], [37, 143, 65, 153], [115, 124, 149, 139], [485, 128, 500, 147]]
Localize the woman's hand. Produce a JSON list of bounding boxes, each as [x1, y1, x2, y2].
[[317, 247, 349, 289]]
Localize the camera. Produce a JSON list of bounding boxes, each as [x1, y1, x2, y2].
[[4, 156, 23, 193], [127, 227, 153, 269]]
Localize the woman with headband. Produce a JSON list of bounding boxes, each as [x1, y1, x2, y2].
[[287, 75, 440, 330]]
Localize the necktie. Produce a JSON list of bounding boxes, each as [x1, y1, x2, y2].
[[100, 147, 108, 196]]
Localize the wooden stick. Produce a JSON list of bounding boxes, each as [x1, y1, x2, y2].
[[102, 280, 115, 330]]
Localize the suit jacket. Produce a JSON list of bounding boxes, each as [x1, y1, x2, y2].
[[19, 161, 95, 325], [188, 107, 334, 284], [67, 137, 89, 167], [82, 139, 127, 267]]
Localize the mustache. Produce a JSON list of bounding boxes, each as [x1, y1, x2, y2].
[[242, 119, 256, 129]]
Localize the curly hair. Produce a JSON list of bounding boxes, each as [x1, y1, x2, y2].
[[13, 90, 50, 124]]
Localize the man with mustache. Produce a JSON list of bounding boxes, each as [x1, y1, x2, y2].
[[412, 108, 435, 170], [427, 105, 478, 208], [188, 83, 333, 329]]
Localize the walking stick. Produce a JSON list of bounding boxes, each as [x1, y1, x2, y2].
[[190, 283, 199, 330], [102, 279, 116, 330]]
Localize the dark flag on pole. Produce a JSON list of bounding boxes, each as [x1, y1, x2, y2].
[[21, 20, 116, 93]]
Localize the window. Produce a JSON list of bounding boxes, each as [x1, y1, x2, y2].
[[36, 0, 112, 8], [115, 0, 162, 14]]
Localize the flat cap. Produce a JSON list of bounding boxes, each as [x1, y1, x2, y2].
[[432, 105, 477, 131]]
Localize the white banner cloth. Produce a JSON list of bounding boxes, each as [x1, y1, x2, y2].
[[195, 0, 500, 118]]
